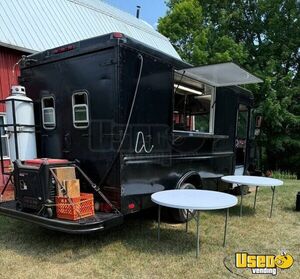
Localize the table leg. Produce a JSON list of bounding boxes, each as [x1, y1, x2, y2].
[[196, 211, 200, 258], [223, 208, 229, 247], [157, 205, 161, 241], [270, 186, 275, 218], [240, 184, 244, 217], [253, 186, 259, 211], [186, 210, 189, 232]]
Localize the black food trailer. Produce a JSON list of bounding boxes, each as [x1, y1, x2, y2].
[[0, 33, 262, 233]]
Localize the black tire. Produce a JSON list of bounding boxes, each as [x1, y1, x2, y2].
[[46, 208, 54, 218], [40, 207, 54, 218], [16, 201, 23, 211], [42, 200, 55, 218], [171, 183, 196, 223]]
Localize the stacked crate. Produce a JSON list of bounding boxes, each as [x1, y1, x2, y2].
[[53, 167, 94, 220]]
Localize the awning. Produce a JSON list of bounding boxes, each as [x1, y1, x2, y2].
[[177, 62, 263, 87]]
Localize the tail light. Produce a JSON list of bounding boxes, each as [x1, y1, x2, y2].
[[113, 32, 123, 39], [53, 44, 75, 54], [128, 203, 135, 209]]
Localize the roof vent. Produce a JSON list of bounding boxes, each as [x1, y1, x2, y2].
[[136, 5, 141, 18]]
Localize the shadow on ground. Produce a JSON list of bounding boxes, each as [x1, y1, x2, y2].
[[0, 208, 205, 261], [0, 190, 285, 262]]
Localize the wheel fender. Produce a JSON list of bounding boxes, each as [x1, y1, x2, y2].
[[176, 171, 202, 189]]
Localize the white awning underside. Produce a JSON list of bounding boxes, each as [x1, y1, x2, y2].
[[177, 62, 262, 87]]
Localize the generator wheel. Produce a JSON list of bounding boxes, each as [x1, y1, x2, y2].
[[171, 183, 196, 223], [41, 206, 54, 218], [16, 201, 23, 211], [46, 208, 54, 218]]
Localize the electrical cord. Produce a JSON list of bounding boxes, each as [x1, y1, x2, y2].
[[115, 53, 144, 155], [174, 70, 185, 95], [98, 53, 144, 188]]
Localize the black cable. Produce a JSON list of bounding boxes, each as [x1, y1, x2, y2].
[[98, 53, 144, 188], [174, 70, 185, 95], [115, 54, 144, 155]]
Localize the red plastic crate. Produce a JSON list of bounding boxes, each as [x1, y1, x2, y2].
[[55, 193, 95, 221]]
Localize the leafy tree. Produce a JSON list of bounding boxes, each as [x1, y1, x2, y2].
[[159, 0, 300, 177], [158, 0, 248, 64]]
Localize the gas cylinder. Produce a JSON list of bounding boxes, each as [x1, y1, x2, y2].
[[5, 86, 37, 161]]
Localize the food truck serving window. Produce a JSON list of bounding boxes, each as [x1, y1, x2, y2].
[[173, 73, 215, 134], [72, 91, 89, 129], [42, 97, 56, 130]]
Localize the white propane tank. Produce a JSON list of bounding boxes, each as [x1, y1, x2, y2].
[[5, 86, 37, 161]]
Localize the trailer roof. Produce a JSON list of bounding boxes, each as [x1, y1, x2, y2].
[[0, 0, 181, 59]]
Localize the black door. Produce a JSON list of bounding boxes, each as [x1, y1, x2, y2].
[[235, 104, 250, 174]]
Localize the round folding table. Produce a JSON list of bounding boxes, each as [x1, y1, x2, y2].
[[151, 189, 237, 258], [221, 175, 283, 217]]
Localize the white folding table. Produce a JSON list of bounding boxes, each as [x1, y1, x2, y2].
[[221, 175, 283, 217], [151, 189, 237, 258]]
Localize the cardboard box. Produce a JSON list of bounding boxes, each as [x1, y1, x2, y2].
[[53, 167, 76, 196], [62, 179, 80, 198], [53, 167, 76, 182]]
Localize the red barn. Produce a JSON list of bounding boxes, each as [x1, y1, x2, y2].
[[0, 47, 28, 196]]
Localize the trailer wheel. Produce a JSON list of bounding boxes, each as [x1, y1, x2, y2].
[[171, 183, 196, 223]]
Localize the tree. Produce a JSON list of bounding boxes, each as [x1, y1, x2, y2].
[[158, 0, 248, 65], [159, 0, 300, 177]]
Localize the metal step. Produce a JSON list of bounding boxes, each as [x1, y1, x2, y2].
[[0, 200, 123, 234]]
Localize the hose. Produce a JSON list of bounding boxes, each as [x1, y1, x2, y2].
[[98, 53, 144, 188]]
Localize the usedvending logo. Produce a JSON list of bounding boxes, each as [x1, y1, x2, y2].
[[235, 251, 294, 275]]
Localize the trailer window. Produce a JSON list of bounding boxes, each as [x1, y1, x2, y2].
[[42, 97, 56, 130], [72, 91, 89, 128], [173, 79, 215, 133]]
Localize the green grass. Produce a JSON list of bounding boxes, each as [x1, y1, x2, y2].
[[272, 171, 298, 180], [0, 179, 299, 279]]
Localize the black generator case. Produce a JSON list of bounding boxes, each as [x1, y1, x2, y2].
[[13, 160, 72, 214]]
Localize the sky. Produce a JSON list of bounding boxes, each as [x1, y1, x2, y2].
[[104, 0, 168, 28]]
